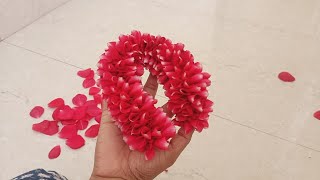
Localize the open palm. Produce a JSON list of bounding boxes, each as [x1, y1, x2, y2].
[[91, 74, 194, 180]]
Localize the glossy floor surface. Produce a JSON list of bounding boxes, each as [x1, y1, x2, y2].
[[1, 0, 320, 179]]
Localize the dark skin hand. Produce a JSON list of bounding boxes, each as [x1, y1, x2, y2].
[[90, 74, 194, 180]]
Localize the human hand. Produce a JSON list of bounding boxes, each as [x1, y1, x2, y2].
[[90, 74, 194, 180]]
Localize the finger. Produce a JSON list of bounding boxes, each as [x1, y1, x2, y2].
[[143, 74, 158, 98], [96, 100, 122, 146], [161, 103, 173, 118], [165, 127, 194, 163]]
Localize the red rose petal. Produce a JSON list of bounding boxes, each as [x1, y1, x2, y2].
[[57, 105, 74, 120], [32, 120, 59, 136], [32, 120, 49, 132], [48, 145, 61, 159], [29, 106, 44, 118], [89, 87, 101, 95], [87, 105, 102, 116], [77, 68, 94, 78], [72, 94, 87, 106], [66, 135, 85, 149], [77, 119, 89, 130], [83, 78, 96, 88], [61, 119, 77, 125], [314, 110, 320, 120], [93, 94, 102, 104], [48, 98, 65, 108], [278, 72, 295, 82], [85, 124, 100, 138], [85, 100, 97, 107], [59, 125, 78, 139], [94, 114, 101, 123], [73, 106, 87, 120]]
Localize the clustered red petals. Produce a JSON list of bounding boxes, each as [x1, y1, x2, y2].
[[30, 71, 102, 159], [97, 31, 213, 160]]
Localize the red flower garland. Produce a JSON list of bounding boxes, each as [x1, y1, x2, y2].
[[97, 31, 213, 160]]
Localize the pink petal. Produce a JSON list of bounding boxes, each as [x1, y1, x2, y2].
[[66, 135, 85, 149], [72, 94, 87, 106], [93, 94, 102, 104], [87, 105, 102, 116], [77, 68, 94, 78], [77, 119, 89, 130], [73, 106, 87, 120], [48, 145, 61, 159], [48, 98, 65, 108], [83, 78, 96, 88], [278, 72, 295, 82], [314, 110, 320, 120], [85, 124, 100, 138], [29, 106, 44, 118], [61, 119, 77, 125], [32, 120, 59, 136], [84, 100, 97, 107], [57, 105, 74, 120], [94, 114, 101, 123], [59, 125, 78, 139], [89, 87, 101, 95]]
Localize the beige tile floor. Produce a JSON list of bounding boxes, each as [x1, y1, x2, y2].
[[1, 0, 320, 179]]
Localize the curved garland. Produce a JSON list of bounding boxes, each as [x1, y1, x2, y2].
[[97, 31, 213, 160]]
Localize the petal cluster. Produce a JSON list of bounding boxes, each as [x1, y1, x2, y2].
[[97, 31, 213, 160]]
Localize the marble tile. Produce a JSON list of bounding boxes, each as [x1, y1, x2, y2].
[[0, 0, 69, 40], [156, 115, 320, 180], [214, 0, 320, 37], [5, 0, 214, 69], [0, 42, 95, 179]]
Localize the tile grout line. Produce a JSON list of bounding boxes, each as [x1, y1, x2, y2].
[[2, 0, 73, 41], [213, 114, 320, 153], [3, 41, 83, 69]]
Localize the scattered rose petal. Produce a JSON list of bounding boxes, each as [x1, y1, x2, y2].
[[29, 106, 44, 118], [89, 87, 101, 95], [59, 125, 78, 139], [85, 100, 97, 107], [66, 135, 85, 149], [48, 98, 65, 108], [85, 124, 100, 138], [32, 120, 59, 136], [87, 105, 102, 116], [72, 94, 87, 106], [83, 78, 96, 88], [48, 145, 61, 159], [61, 119, 77, 125], [77, 119, 89, 130], [73, 106, 87, 120], [314, 110, 320, 120], [57, 105, 74, 120], [278, 72, 295, 82], [94, 114, 101, 123], [93, 94, 102, 104], [77, 68, 94, 78]]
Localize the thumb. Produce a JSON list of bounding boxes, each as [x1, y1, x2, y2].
[[165, 127, 194, 163]]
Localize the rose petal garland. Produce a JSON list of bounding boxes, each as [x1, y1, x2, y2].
[[97, 31, 213, 160]]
